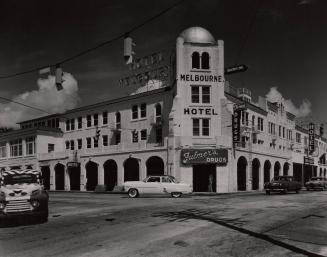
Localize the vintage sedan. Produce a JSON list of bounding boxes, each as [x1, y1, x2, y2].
[[264, 176, 301, 195], [123, 175, 193, 198], [305, 177, 327, 191]]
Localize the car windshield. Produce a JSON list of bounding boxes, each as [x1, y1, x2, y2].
[[169, 176, 179, 183], [311, 177, 321, 181], [272, 177, 289, 182], [2, 174, 38, 185]]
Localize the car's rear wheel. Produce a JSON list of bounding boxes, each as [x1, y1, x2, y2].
[[295, 189, 299, 194], [171, 192, 182, 198], [265, 190, 270, 195], [128, 188, 139, 198]]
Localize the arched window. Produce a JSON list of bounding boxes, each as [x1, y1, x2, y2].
[[201, 52, 210, 69], [155, 104, 162, 118], [192, 52, 200, 69]]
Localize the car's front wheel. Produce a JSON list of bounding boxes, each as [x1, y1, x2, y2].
[[128, 188, 139, 198], [171, 192, 182, 198]]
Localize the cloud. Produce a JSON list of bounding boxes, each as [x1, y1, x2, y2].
[[0, 73, 80, 128], [265, 87, 311, 118]]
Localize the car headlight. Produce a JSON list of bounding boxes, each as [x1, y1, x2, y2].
[[0, 202, 6, 210], [31, 200, 40, 208]]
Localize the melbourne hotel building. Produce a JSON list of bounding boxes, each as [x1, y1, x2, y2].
[[1, 27, 326, 193]]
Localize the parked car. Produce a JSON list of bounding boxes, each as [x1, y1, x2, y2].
[[305, 177, 327, 191], [0, 169, 49, 222], [264, 176, 301, 195], [123, 175, 193, 198]]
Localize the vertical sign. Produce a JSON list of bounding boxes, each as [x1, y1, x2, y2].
[[309, 123, 315, 155], [232, 109, 241, 144]]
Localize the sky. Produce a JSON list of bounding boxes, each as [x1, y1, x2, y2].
[[0, 0, 327, 127]]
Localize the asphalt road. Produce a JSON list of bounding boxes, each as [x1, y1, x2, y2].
[[0, 190, 327, 257]]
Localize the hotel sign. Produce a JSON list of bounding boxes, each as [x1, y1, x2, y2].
[[309, 123, 315, 154], [232, 109, 241, 143], [180, 74, 223, 83], [304, 156, 314, 165], [181, 149, 228, 165]]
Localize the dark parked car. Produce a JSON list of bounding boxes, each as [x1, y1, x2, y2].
[[264, 176, 301, 195], [305, 177, 327, 191]]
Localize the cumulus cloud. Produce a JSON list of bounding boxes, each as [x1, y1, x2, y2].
[[0, 73, 79, 128], [265, 87, 311, 118]]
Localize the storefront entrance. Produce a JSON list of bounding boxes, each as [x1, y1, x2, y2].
[[69, 166, 81, 191], [193, 164, 216, 192], [41, 166, 50, 190]]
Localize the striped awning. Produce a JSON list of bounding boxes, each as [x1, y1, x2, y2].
[[1, 169, 40, 177]]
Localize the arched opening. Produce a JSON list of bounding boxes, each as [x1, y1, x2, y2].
[[264, 160, 271, 183], [54, 163, 65, 190], [237, 156, 247, 191], [86, 161, 98, 191], [41, 166, 50, 190], [68, 165, 81, 191], [124, 158, 139, 181], [283, 163, 289, 176], [191, 52, 200, 69], [201, 52, 210, 69], [104, 160, 117, 191], [252, 159, 260, 190], [274, 162, 281, 177], [146, 156, 164, 176]]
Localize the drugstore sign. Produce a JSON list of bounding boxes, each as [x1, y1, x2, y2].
[[181, 149, 228, 165]]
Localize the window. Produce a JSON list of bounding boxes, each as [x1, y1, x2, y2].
[[252, 115, 255, 128], [283, 127, 285, 138], [191, 86, 200, 103], [279, 125, 282, 137], [156, 127, 163, 143], [241, 112, 249, 126], [77, 139, 82, 149], [70, 140, 75, 150], [66, 120, 70, 131], [48, 144, 54, 153], [115, 132, 121, 145], [192, 52, 200, 69], [103, 135, 108, 146], [87, 115, 92, 127], [140, 103, 146, 118], [155, 104, 162, 118], [0, 142, 6, 158], [140, 129, 147, 140], [191, 86, 211, 104], [132, 105, 138, 120], [115, 112, 121, 129], [296, 132, 301, 143], [10, 139, 22, 157], [77, 117, 82, 129], [257, 117, 264, 131], [26, 137, 35, 155], [93, 114, 98, 126], [65, 141, 70, 150], [47, 120, 51, 127], [192, 118, 210, 136], [201, 52, 210, 69], [94, 138, 98, 148], [102, 112, 108, 125], [86, 138, 92, 148], [56, 118, 59, 128], [132, 130, 138, 143], [147, 177, 160, 182], [70, 119, 75, 130]]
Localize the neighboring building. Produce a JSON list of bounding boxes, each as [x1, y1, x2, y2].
[[0, 27, 326, 192]]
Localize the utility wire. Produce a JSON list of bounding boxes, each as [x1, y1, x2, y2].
[[0, 0, 185, 79]]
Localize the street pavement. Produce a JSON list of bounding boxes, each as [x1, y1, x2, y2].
[[0, 190, 327, 257]]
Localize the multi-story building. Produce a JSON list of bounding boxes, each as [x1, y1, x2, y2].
[[1, 27, 326, 192]]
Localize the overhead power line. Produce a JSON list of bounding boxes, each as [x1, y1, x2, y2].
[[0, 0, 185, 80]]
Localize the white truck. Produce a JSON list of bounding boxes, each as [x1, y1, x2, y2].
[[0, 169, 49, 222]]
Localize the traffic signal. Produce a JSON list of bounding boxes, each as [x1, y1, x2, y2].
[[94, 128, 101, 142], [55, 64, 64, 91], [124, 36, 135, 65]]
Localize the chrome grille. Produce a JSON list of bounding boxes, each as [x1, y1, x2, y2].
[[6, 200, 31, 213]]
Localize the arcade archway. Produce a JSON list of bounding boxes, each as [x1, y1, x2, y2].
[[283, 163, 290, 176], [146, 156, 164, 176], [274, 162, 281, 177], [252, 159, 260, 190], [86, 161, 98, 191], [54, 163, 65, 190], [237, 156, 247, 191], [124, 158, 139, 181], [104, 160, 117, 191]]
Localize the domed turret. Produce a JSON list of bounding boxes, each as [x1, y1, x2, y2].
[[179, 27, 215, 44]]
